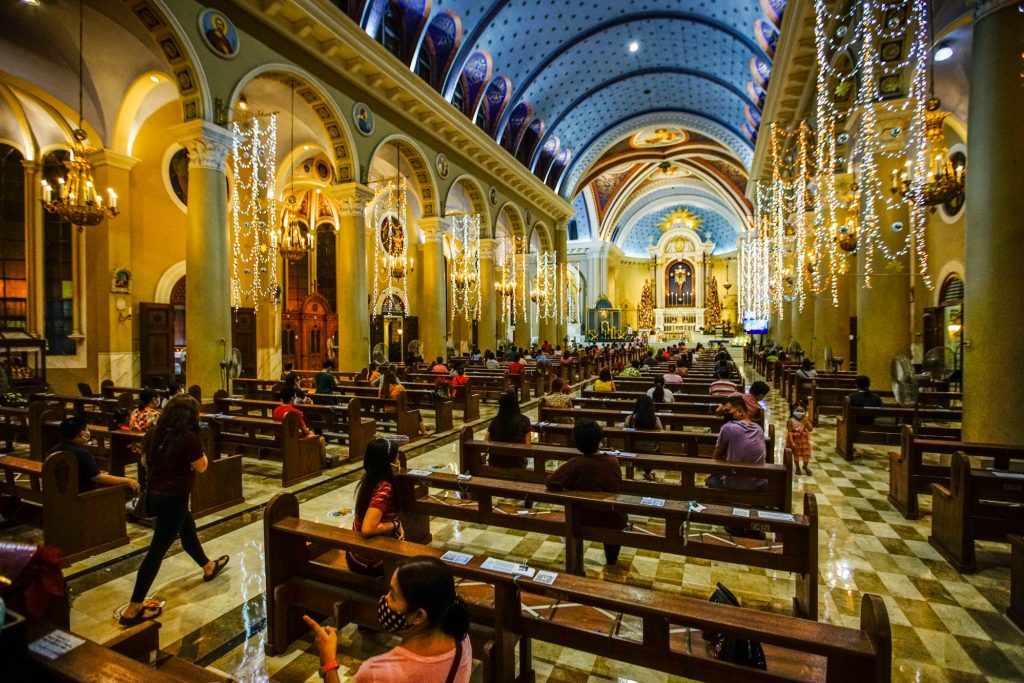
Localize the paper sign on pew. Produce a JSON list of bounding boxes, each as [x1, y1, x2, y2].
[[29, 630, 85, 660], [440, 550, 473, 565], [405, 469, 433, 477], [480, 557, 536, 577], [757, 510, 795, 522]]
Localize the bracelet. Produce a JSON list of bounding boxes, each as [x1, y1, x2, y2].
[[320, 660, 340, 678]]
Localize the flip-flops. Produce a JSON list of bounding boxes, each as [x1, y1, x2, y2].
[[203, 554, 230, 582], [118, 603, 162, 626]]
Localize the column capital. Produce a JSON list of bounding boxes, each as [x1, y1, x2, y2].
[[90, 149, 140, 172], [417, 216, 444, 242], [169, 120, 233, 172], [972, 0, 1017, 20], [20, 159, 41, 173], [479, 237, 498, 260], [324, 182, 374, 216]]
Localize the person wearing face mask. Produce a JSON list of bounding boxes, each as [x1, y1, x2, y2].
[[706, 396, 767, 492], [347, 439, 407, 576], [786, 398, 814, 475], [304, 556, 472, 682]]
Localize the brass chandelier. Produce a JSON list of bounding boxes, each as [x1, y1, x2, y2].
[[277, 81, 315, 262], [890, 98, 965, 211]]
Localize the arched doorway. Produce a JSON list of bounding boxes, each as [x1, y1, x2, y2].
[[370, 293, 419, 363]]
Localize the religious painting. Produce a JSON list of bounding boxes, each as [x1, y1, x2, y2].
[[168, 147, 190, 205], [198, 9, 239, 59], [630, 127, 686, 148], [880, 40, 903, 63], [435, 152, 449, 178], [651, 162, 689, 180], [353, 103, 374, 136], [488, 186, 497, 205], [878, 74, 902, 99], [665, 261, 694, 308], [941, 150, 967, 218], [111, 266, 132, 293]]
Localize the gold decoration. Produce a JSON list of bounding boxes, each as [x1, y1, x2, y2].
[[657, 208, 703, 233]]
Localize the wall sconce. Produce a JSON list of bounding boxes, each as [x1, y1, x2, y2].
[[947, 321, 961, 336], [116, 297, 133, 323]]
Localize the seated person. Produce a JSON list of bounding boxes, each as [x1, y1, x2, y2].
[[709, 368, 739, 397], [449, 365, 469, 400], [848, 374, 884, 425], [618, 359, 643, 378], [662, 364, 684, 384], [347, 439, 406, 576], [484, 350, 500, 370], [429, 357, 448, 374], [49, 418, 140, 494], [367, 362, 382, 384], [129, 389, 161, 431], [273, 387, 328, 456], [542, 378, 574, 422], [546, 418, 627, 565], [471, 347, 482, 362], [485, 391, 531, 467], [647, 375, 674, 403], [729, 380, 770, 426], [592, 368, 616, 393], [315, 359, 337, 395], [283, 373, 308, 402], [379, 370, 432, 437], [280, 362, 297, 382], [795, 358, 817, 381], [506, 355, 525, 376], [706, 397, 767, 492]]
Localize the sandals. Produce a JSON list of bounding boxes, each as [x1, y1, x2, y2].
[[119, 603, 162, 626], [203, 555, 230, 582]]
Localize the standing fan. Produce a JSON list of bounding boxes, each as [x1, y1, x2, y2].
[[445, 339, 457, 362], [823, 346, 843, 374], [220, 347, 243, 391], [372, 343, 388, 366], [890, 355, 919, 407], [407, 340, 423, 363], [921, 346, 955, 384]]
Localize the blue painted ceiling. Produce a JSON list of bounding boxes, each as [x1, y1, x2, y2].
[[620, 204, 738, 257], [365, 1, 778, 190]]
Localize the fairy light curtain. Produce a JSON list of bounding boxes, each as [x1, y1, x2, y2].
[[449, 213, 482, 321], [231, 114, 278, 313], [371, 177, 409, 318]]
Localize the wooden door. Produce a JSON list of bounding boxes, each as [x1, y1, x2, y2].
[[848, 316, 857, 370], [139, 303, 174, 385], [231, 308, 257, 378], [404, 316, 419, 362], [922, 306, 943, 353], [370, 316, 385, 363]]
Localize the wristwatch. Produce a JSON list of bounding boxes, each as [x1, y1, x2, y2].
[[320, 660, 340, 679]]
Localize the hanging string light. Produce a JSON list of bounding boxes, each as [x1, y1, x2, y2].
[[231, 113, 278, 313], [370, 144, 410, 319], [278, 80, 315, 262], [533, 251, 557, 320], [448, 212, 482, 320]]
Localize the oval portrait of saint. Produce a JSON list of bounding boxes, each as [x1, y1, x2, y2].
[[198, 9, 240, 59]]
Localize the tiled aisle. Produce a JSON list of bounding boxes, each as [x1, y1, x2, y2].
[[45, 363, 1024, 681]]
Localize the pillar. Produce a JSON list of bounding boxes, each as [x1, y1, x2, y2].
[[172, 122, 232, 397], [962, 0, 1024, 444], [89, 150, 139, 386], [325, 182, 373, 372], [790, 293, 815, 355], [554, 223, 569, 346], [813, 270, 852, 369], [22, 161, 44, 337], [513, 250, 531, 350], [478, 238, 498, 354], [776, 307, 792, 347], [418, 217, 447, 361]]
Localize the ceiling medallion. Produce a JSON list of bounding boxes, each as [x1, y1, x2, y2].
[[657, 208, 703, 233]]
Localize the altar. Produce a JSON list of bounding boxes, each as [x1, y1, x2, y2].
[[646, 221, 715, 343]]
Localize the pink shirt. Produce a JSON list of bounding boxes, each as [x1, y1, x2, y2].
[[354, 635, 472, 682]]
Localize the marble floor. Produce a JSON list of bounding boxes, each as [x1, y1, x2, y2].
[[6, 362, 1024, 681]]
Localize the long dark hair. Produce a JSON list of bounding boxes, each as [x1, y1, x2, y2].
[[354, 438, 404, 518], [143, 394, 200, 474], [379, 370, 400, 398], [630, 395, 658, 430], [395, 556, 469, 640], [651, 375, 666, 402], [488, 391, 523, 442]]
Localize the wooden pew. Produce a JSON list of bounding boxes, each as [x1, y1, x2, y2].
[[1009, 535, 1024, 632], [929, 451, 1024, 572], [206, 412, 322, 487], [265, 492, 890, 682], [320, 385, 454, 433], [99, 379, 170, 402], [307, 391, 420, 440], [0, 451, 129, 564], [888, 425, 1024, 519], [397, 470, 819, 618], [539, 403, 738, 433], [457, 427, 792, 512], [212, 393, 375, 463], [835, 397, 961, 460], [810, 384, 959, 426]]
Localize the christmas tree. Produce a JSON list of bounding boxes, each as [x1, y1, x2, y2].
[[705, 276, 722, 327], [638, 278, 654, 329]]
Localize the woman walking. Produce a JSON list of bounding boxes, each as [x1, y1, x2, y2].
[[120, 395, 229, 624]]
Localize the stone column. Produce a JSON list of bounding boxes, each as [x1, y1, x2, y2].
[[790, 293, 815, 355], [171, 121, 232, 397], [776, 307, 792, 347], [813, 270, 852, 369], [962, 0, 1024, 443], [554, 223, 569, 346], [513, 249, 531, 349], [22, 161, 44, 337], [89, 150, 139, 386], [418, 217, 447, 361], [477, 238, 498, 353], [325, 182, 373, 372]]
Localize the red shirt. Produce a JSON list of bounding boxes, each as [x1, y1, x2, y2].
[[507, 361, 524, 375], [273, 403, 310, 434], [450, 374, 468, 399]]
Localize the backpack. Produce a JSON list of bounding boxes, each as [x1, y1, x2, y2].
[[702, 583, 767, 669]]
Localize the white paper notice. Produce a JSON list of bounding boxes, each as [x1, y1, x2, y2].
[[29, 630, 85, 661], [481, 557, 536, 577], [534, 570, 558, 585], [757, 511, 795, 522], [641, 497, 666, 507], [405, 469, 433, 477], [440, 550, 473, 565], [732, 508, 750, 517]]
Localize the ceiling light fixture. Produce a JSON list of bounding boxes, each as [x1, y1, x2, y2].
[[628, 41, 639, 53], [149, 75, 160, 83], [933, 45, 954, 62]]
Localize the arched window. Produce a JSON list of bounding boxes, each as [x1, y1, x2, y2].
[[42, 150, 75, 355], [452, 80, 466, 116], [940, 275, 963, 304], [315, 224, 336, 308], [380, 1, 401, 58], [0, 144, 26, 330], [415, 45, 433, 86]]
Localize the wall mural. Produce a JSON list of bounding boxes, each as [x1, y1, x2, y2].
[[630, 127, 687, 148]]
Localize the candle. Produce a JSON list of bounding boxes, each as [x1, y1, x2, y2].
[[108, 188, 117, 210]]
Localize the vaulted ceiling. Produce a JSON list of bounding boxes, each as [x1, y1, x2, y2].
[[355, 0, 785, 252]]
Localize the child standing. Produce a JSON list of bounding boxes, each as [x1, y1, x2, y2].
[[786, 399, 814, 475]]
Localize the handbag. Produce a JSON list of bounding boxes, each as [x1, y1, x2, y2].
[[702, 583, 767, 669]]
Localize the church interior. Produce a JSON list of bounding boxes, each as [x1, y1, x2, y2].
[[0, 0, 1022, 680]]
